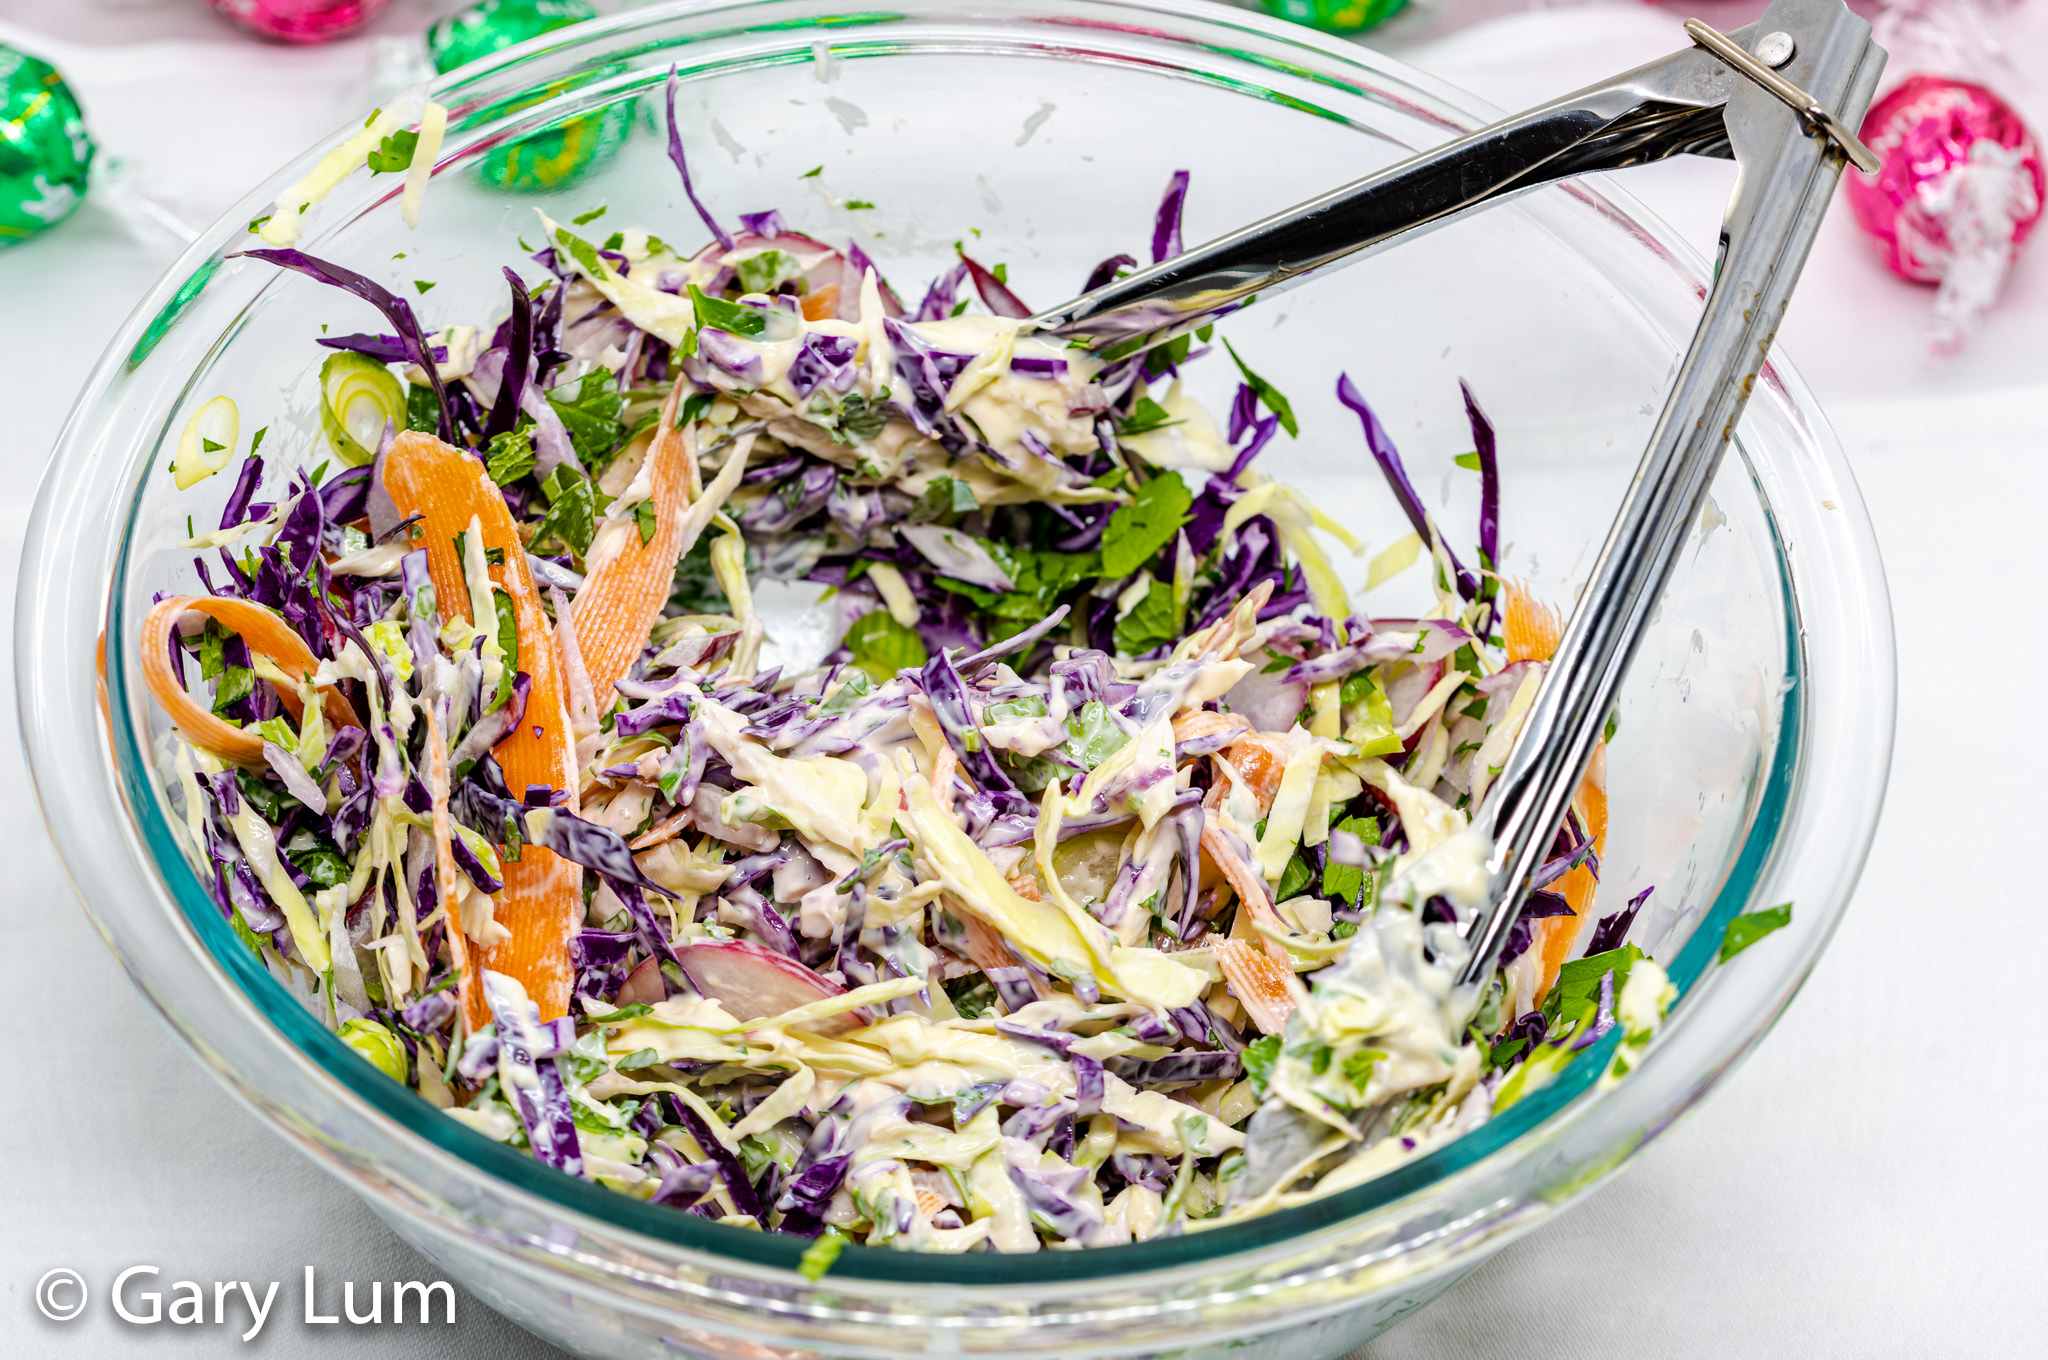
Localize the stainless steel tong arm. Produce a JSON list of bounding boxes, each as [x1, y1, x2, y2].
[[1218, 0, 1883, 1201], [1031, 30, 1756, 350]]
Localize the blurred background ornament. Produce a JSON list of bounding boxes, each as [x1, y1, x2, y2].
[[1, 43, 95, 248], [204, 0, 396, 45], [1844, 0, 2044, 354], [424, 0, 631, 192], [1255, 0, 1409, 35]]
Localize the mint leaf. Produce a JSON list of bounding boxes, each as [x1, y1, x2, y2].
[[530, 465, 603, 557], [844, 610, 927, 682], [491, 589, 520, 712], [366, 128, 418, 175], [984, 696, 1048, 724], [1341, 1047, 1387, 1091], [552, 226, 606, 278], [689, 283, 769, 339], [1242, 1035, 1281, 1100], [1321, 815, 1381, 909], [1275, 850, 1313, 902], [676, 391, 715, 429], [405, 383, 439, 433], [1719, 902, 1792, 963], [483, 428, 537, 485], [1545, 945, 1645, 1034], [735, 249, 802, 295], [1221, 337, 1298, 437], [546, 369, 624, 467], [1112, 576, 1179, 655], [1100, 473, 1192, 578], [282, 830, 349, 888], [1065, 700, 1128, 768], [1117, 395, 1181, 437]]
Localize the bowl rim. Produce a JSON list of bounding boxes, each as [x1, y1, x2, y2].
[[27, 0, 1895, 1297]]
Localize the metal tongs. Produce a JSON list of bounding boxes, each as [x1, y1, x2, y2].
[[1028, 0, 1884, 1196]]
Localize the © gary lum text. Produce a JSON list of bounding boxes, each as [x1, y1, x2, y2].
[[95, 1266, 454, 1339]]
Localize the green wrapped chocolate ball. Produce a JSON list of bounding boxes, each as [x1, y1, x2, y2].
[[427, 0, 631, 192], [1258, 0, 1408, 35], [1, 45, 95, 248]]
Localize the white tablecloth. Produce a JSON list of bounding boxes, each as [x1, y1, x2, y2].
[[5, 3, 2044, 1356]]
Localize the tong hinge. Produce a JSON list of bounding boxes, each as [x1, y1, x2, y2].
[[1685, 18, 1881, 173]]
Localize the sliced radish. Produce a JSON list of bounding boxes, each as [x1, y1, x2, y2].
[[674, 941, 866, 1035], [616, 956, 666, 1007]]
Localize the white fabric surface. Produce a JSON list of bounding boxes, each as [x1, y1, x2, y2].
[[3, 3, 2043, 1356]]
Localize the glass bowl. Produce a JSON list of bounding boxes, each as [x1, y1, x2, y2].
[[17, 1, 1895, 1355]]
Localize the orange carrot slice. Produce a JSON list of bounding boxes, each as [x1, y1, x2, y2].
[[382, 430, 582, 1020], [1221, 732, 1294, 815], [1532, 741, 1607, 1003], [801, 285, 840, 321], [1216, 938, 1295, 1035], [571, 381, 706, 710], [1199, 788, 1290, 966], [140, 595, 358, 767], [1502, 579, 1563, 665], [425, 704, 481, 1032], [1500, 581, 1608, 1004]]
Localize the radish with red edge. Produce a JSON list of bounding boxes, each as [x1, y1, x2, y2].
[[674, 941, 869, 1035]]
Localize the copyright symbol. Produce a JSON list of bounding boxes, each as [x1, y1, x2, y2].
[[36, 1268, 88, 1322]]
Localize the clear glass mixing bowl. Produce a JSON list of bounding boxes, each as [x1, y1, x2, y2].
[[17, 2, 1895, 1355]]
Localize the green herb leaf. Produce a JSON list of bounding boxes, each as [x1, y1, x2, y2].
[[405, 383, 440, 433], [1116, 395, 1182, 437], [1276, 851, 1313, 903], [1221, 337, 1298, 437], [1100, 473, 1193, 578], [689, 283, 769, 338], [1321, 815, 1381, 908], [366, 128, 419, 175], [802, 165, 823, 178], [214, 665, 256, 719], [585, 1003, 653, 1024], [844, 610, 928, 683], [1242, 1035, 1281, 1100], [1112, 577, 1180, 656], [1341, 1047, 1387, 1090], [1453, 451, 1482, 471], [983, 695, 1048, 724], [676, 391, 715, 429], [572, 204, 608, 226], [817, 670, 872, 717], [634, 498, 659, 545], [546, 369, 625, 467], [1545, 945, 1645, 1034], [483, 428, 537, 485], [614, 1047, 660, 1070], [1719, 902, 1792, 963], [735, 249, 803, 295], [1065, 700, 1129, 768], [492, 589, 520, 712], [233, 768, 290, 823], [530, 464, 603, 557], [282, 829, 349, 888], [844, 199, 875, 211]]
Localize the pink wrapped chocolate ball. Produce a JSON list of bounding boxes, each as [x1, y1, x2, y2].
[[205, 0, 393, 45], [1845, 74, 2044, 351]]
